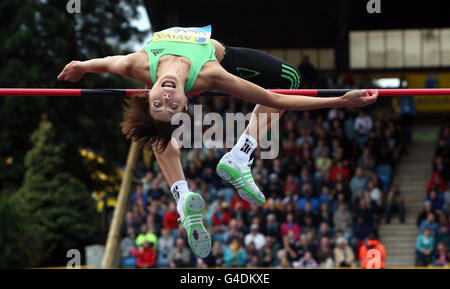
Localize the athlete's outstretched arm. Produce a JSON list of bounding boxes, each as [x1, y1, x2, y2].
[[57, 51, 149, 84], [212, 67, 378, 110]]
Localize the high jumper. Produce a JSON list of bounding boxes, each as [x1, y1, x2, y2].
[[56, 25, 378, 258]]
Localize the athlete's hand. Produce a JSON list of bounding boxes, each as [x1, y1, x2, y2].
[[341, 89, 378, 108], [57, 60, 85, 82]]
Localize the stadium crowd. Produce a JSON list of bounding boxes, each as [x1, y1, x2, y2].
[[117, 71, 411, 268], [415, 123, 450, 267]]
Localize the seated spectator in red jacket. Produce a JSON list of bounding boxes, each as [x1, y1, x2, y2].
[[427, 171, 446, 193], [284, 174, 299, 196], [163, 202, 180, 231], [212, 202, 231, 227], [281, 213, 301, 241], [330, 161, 350, 182], [131, 241, 156, 268]]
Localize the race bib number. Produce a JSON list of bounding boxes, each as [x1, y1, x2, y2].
[[152, 25, 211, 44]]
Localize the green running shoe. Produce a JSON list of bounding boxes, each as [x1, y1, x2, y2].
[[216, 152, 266, 206], [177, 192, 211, 258]]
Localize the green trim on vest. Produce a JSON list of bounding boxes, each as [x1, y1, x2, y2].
[[143, 39, 217, 93]]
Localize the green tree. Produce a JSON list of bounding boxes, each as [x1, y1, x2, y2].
[[0, 195, 21, 268], [0, 0, 149, 190], [11, 116, 99, 267]]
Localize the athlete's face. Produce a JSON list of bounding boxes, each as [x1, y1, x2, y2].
[[149, 74, 188, 122]]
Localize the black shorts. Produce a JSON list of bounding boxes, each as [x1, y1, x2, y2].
[[220, 45, 301, 90]]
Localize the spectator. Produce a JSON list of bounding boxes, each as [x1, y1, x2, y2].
[[358, 148, 375, 173], [163, 202, 180, 231], [224, 237, 247, 267], [330, 161, 350, 182], [298, 167, 315, 190], [366, 180, 383, 209], [246, 255, 260, 268], [319, 186, 332, 206], [283, 174, 299, 196], [146, 214, 161, 237], [130, 203, 145, 226], [120, 228, 137, 267], [417, 201, 435, 227], [350, 167, 369, 204], [419, 213, 441, 236], [426, 189, 444, 214], [386, 185, 405, 224], [121, 211, 141, 237], [245, 241, 260, 263], [355, 199, 374, 226], [436, 225, 450, 250], [212, 202, 231, 227], [433, 156, 449, 181], [141, 171, 154, 195], [333, 203, 352, 231], [244, 224, 266, 250], [259, 235, 279, 267], [131, 241, 156, 268], [168, 238, 191, 268], [136, 224, 158, 250], [281, 213, 301, 241], [130, 183, 148, 207], [318, 203, 333, 227], [294, 251, 318, 268], [353, 216, 372, 243], [297, 187, 320, 213], [427, 171, 446, 193], [354, 109, 373, 135], [297, 56, 317, 88], [433, 242, 449, 267], [266, 173, 283, 199], [272, 249, 292, 268], [416, 227, 435, 266], [264, 213, 281, 240], [156, 228, 174, 267], [208, 241, 225, 268], [315, 148, 332, 178], [230, 201, 249, 225], [315, 236, 334, 267], [148, 179, 164, 201], [300, 214, 317, 236], [334, 236, 356, 267]]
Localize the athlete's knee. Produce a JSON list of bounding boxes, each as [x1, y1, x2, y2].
[[280, 63, 301, 89]]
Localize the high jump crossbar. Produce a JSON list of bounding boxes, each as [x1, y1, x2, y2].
[[1, 88, 450, 97]]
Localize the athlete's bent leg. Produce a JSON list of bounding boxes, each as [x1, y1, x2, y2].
[[154, 139, 211, 258], [217, 45, 298, 206], [217, 105, 284, 206]]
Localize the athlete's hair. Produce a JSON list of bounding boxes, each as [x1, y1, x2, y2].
[[121, 93, 178, 153]]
